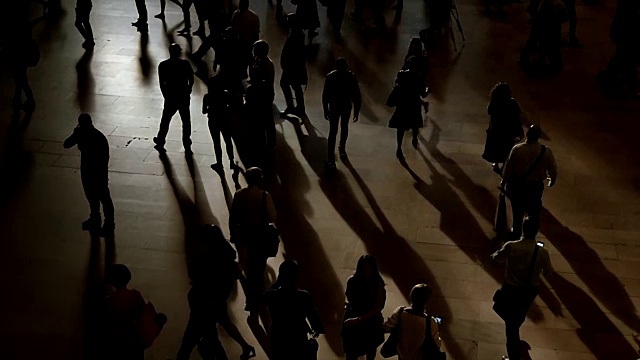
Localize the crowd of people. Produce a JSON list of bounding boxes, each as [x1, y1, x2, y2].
[[6, 0, 638, 359]]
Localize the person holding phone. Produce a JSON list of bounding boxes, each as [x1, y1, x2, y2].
[[491, 219, 555, 360]]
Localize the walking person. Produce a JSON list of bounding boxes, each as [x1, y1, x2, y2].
[[519, 0, 568, 72], [561, 0, 583, 48], [482, 82, 523, 175], [264, 260, 325, 359], [63, 114, 115, 234], [491, 219, 554, 360], [75, 0, 95, 48], [501, 125, 557, 239], [279, 14, 308, 119], [402, 38, 430, 88], [386, 57, 428, 160], [153, 44, 195, 154], [341, 255, 386, 360], [229, 167, 277, 315], [203, 72, 241, 172], [383, 283, 443, 360], [231, 0, 260, 79], [322, 58, 361, 168], [249, 40, 277, 152]]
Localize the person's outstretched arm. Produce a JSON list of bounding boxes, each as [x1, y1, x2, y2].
[[63, 128, 79, 149]]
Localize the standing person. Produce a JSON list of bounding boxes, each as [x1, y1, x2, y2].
[[386, 57, 428, 160], [203, 72, 241, 172], [264, 260, 325, 359], [294, 0, 320, 40], [9, 30, 37, 111], [341, 255, 386, 360], [279, 14, 308, 118], [501, 125, 557, 239], [131, 0, 148, 30], [63, 114, 115, 234], [327, 0, 347, 38], [519, 0, 568, 72], [229, 167, 277, 315], [383, 284, 443, 360], [490, 219, 554, 360], [322, 58, 361, 168], [153, 44, 195, 154], [560, 0, 583, 48], [249, 40, 277, 152], [231, 0, 260, 79], [75, 0, 95, 49], [482, 82, 523, 175]]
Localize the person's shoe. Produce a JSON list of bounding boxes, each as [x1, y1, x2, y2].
[[568, 37, 584, 48], [82, 218, 101, 232], [131, 20, 146, 27], [240, 345, 256, 360], [210, 162, 224, 172], [501, 356, 509, 360], [154, 13, 165, 19], [100, 222, 115, 236], [229, 160, 238, 170], [338, 147, 347, 159]]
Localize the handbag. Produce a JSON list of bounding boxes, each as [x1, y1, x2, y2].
[[380, 307, 404, 358], [422, 315, 446, 360], [505, 145, 546, 199], [260, 191, 280, 258], [492, 244, 540, 320]]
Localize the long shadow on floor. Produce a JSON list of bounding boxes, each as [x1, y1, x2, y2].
[[539, 208, 640, 333], [548, 274, 638, 359], [291, 118, 469, 359], [76, 48, 95, 113], [0, 109, 34, 207], [262, 130, 346, 357]]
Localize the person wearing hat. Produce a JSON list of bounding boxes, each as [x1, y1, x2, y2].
[[501, 125, 557, 238], [64, 113, 114, 234], [153, 43, 195, 154]]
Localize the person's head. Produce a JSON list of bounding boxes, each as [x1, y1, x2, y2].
[[105, 264, 132, 289], [409, 283, 432, 310], [169, 43, 182, 59], [335, 57, 348, 72], [354, 255, 383, 284], [276, 259, 299, 287], [522, 218, 539, 239], [244, 167, 263, 186], [77, 113, 93, 128], [526, 124, 542, 142], [490, 82, 512, 102], [253, 40, 269, 57], [407, 38, 422, 56], [239, 0, 249, 11]]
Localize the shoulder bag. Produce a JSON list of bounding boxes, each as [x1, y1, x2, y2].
[[380, 307, 404, 358], [422, 315, 446, 360], [492, 244, 540, 320]]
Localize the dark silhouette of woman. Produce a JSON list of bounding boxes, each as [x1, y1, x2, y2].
[[341, 255, 386, 360], [481, 82, 523, 175]]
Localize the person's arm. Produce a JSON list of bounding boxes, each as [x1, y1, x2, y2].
[[202, 94, 209, 114], [541, 250, 555, 279], [352, 75, 362, 121], [383, 306, 403, 332], [304, 292, 325, 335], [158, 62, 167, 98], [430, 316, 443, 349], [546, 147, 558, 186], [490, 242, 511, 264], [63, 128, 79, 149], [501, 148, 516, 184], [229, 192, 241, 239], [265, 191, 277, 223], [186, 62, 195, 93], [322, 75, 331, 119]]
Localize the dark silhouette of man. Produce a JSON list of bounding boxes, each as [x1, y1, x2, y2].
[[327, 0, 347, 38], [75, 0, 95, 48], [64, 114, 115, 233], [322, 58, 361, 167], [131, 0, 148, 30], [231, 0, 260, 79], [519, 0, 568, 72], [279, 14, 307, 118], [153, 43, 195, 153], [501, 125, 557, 238], [249, 40, 276, 151], [491, 219, 554, 360]]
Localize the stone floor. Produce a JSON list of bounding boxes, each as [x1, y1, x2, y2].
[[1, 0, 640, 359]]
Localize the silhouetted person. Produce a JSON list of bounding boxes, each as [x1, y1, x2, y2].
[[387, 57, 428, 160], [231, 0, 260, 79], [154, 0, 167, 19], [204, 72, 241, 172], [131, 0, 148, 30], [279, 14, 308, 118], [75, 0, 95, 48], [264, 260, 325, 359], [9, 30, 37, 111], [153, 43, 195, 153], [229, 167, 277, 314], [383, 284, 442, 359], [351, 0, 384, 27], [491, 220, 554, 360], [561, 0, 582, 48], [322, 58, 361, 168], [249, 40, 277, 151], [519, 0, 568, 72], [482, 82, 523, 175], [64, 114, 115, 233], [327, 0, 347, 38], [402, 38, 430, 88], [341, 255, 386, 360], [213, 27, 244, 81], [179, 0, 207, 35], [294, 0, 320, 40], [501, 125, 557, 239]]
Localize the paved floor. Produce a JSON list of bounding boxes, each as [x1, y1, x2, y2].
[[1, 0, 640, 359]]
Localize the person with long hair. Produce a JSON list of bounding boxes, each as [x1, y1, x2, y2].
[[482, 82, 523, 175], [341, 255, 386, 360]]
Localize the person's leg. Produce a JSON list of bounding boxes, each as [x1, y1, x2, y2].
[[176, 316, 204, 360], [100, 182, 115, 227], [280, 76, 295, 111], [178, 101, 193, 148], [155, 100, 178, 145], [221, 129, 235, 163], [246, 252, 267, 312], [197, 322, 229, 360], [519, 26, 539, 64], [81, 175, 102, 227], [75, 10, 88, 40], [396, 129, 405, 158], [411, 127, 419, 149], [566, 0, 581, 45], [505, 318, 523, 360], [135, 0, 148, 23], [338, 109, 350, 153], [209, 117, 223, 164], [217, 305, 253, 352], [182, 0, 193, 31], [510, 195, 525, 238], [327, 113, 339, 163], [292, 83, 305, 115], [83, 10, 94, 43]]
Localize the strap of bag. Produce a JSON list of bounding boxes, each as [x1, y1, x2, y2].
[[526, 244, 541, 285], [520, 145, 546, 181]]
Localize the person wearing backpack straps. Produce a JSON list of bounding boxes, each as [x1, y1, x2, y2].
[[501, 125, 557, 239], [382, 284, 442, 360], [491, 219, 555, 360]]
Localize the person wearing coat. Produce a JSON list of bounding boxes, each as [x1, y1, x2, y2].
[[482, 82, 524, 175], [280, 14, 308, 118]]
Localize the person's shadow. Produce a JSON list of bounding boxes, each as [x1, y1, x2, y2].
[[139, 31, 152, 83], [76, 48, 95, 112], [0, 109, 34, 206]]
